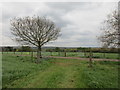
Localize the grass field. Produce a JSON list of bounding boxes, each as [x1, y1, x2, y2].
[[2, 51, 119, 59], [2, 54, 119, 88]]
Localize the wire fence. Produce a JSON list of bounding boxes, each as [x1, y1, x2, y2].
[[1, 51, 119, 60]]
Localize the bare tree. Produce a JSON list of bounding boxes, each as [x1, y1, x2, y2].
[[98, 9, 120, 48], [10, 16, 61, 61]]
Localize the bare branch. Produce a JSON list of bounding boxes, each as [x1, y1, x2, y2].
[[98, 9, 119, 48], [10, 16, 61, 59]]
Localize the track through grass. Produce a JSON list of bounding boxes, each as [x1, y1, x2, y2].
[[2, 54, 119, 88]]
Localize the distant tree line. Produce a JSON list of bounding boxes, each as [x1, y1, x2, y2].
[[46, 47, 118, 53], [2, 47, 16, 52], [2, 46, 32, 52], [1, 46, 118, 53]]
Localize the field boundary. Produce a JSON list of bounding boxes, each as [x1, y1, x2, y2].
[[6, 53, 119, 62]]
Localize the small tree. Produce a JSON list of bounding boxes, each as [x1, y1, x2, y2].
[[10, 16, 61, 62]]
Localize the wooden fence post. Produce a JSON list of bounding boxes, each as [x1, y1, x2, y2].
[[31, 51, 33, 62], [89, 48, 93, 67], [64, 49, 67, 57]]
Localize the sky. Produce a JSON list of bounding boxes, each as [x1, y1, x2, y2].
[[0, 1, 118, 47]]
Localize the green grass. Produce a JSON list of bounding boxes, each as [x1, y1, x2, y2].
[[2, 54, 52, 88], [2, 54, 119, 88]]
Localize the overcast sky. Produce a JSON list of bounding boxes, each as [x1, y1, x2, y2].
[[0, 2, 118, 47]]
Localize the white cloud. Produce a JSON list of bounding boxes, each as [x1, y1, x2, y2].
[[1, 2, 117, 47]]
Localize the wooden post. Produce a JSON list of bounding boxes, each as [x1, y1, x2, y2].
[[31, 51, 33, 62], [64, 48, 67, 57], [89, 48, 92, 67]]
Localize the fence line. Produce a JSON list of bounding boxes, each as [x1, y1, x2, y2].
[[1, 51, 119, 59]]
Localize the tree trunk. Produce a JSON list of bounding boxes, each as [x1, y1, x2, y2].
[[89, 48, 92, 67], [37, 46, 42, 63], [31, 51, 33, 62]]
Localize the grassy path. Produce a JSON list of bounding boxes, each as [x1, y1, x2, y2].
[[7, 59, 87, 88]]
